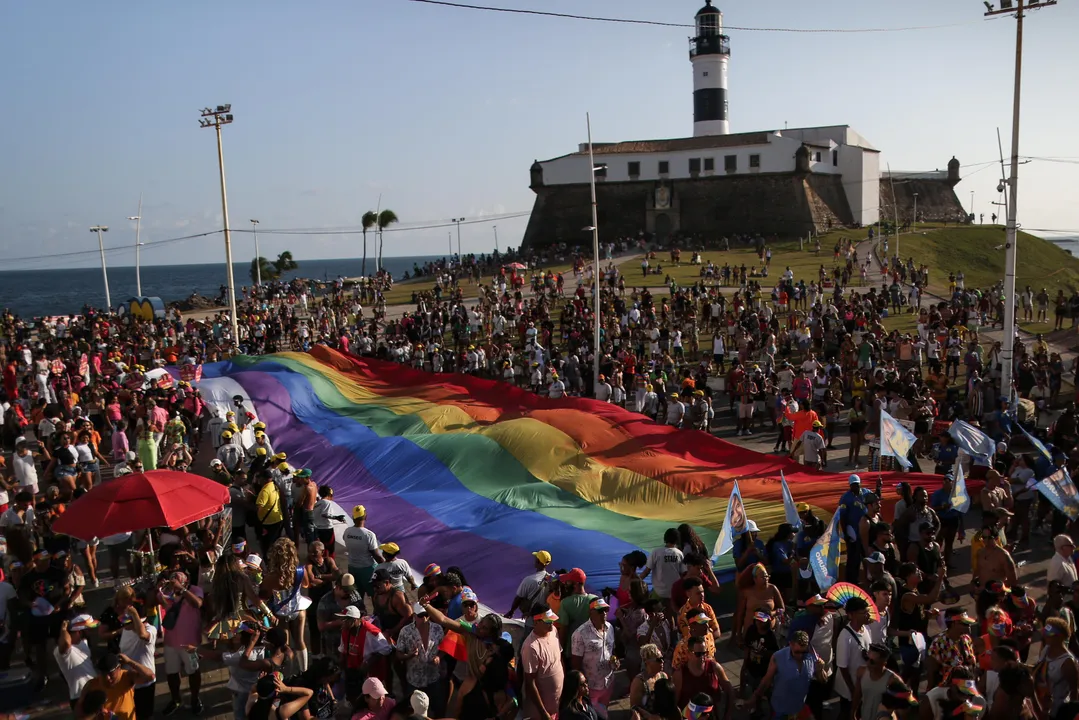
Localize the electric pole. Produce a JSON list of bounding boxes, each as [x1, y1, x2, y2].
[[199, 105, 240, 349]]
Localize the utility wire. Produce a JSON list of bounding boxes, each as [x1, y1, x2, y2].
[[407, 0, 988, 33], [240, 212, 531, 236]]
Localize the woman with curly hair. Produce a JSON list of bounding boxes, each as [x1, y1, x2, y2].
[[262, 537, 311, 672]]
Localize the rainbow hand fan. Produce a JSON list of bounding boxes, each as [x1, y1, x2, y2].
[[826, 582, 880, 622]]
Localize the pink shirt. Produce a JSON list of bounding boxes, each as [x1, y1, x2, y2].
[[162, 586, 204, 649], [350, 696, 396, 720]]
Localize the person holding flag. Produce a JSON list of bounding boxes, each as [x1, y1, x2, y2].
[[930, 471, 967, 570], [839, 476, 868, 583]]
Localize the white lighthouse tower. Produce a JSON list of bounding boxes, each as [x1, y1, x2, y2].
[[690, 0, 730, 136]]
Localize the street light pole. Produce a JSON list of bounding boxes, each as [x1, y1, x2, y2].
[[912, 192, 919, 239], [452, 218, 464, 257], [983, 0, 1055, 403], [587, 112, 602, 390], [199, 105, 240, 349], [448, 231, 453, 258], [128, 192, 143, 296], [970, 190, 975, 219], [90, 226, 111, 309], [250, 219, 261, 286], [493, 225, 499, 253]]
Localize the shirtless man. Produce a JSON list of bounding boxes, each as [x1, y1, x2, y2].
[[975, 524, 1018, 590], [980, 470, 1014, 518]]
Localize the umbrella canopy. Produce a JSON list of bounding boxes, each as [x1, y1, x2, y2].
[[53, 470, 229, 540], [504, 262, 528, 270]]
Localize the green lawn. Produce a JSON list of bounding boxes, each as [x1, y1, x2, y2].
[[889, 225, 1079, 297], [378, 260, 578, 305]]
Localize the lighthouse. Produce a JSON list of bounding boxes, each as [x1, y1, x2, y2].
[[690, 0, 730, 136]]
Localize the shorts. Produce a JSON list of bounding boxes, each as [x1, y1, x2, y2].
[[56, 466, 78, 479], [20, 484, 38, 497], [738, 403, 755, 419], [79, 462, 100, 474], [164, 645, 200, 675], [352, 565, 376, 596]]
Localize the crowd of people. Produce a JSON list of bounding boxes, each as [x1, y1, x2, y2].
[[1, 235, 1079, 720]]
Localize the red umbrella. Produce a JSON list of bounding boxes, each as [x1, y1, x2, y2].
[[53, 470, 229, 540]]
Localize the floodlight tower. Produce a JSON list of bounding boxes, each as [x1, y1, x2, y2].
[[199, 105, 240, 349]]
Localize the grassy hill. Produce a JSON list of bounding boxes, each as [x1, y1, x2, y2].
[[890, 225, 1079, 296]]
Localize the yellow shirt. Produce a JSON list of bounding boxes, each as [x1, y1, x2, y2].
[[256, 482, 283, 525], [83, 671, 137, 720]]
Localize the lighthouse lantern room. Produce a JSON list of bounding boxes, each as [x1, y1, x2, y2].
[[689, 0, 730, 136]]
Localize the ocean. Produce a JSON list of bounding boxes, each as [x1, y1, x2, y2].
[[0, 255, 444, 318]]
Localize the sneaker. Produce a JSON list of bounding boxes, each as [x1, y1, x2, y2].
[[744, 429, 753, 436], [163, 700, 181, 716], [191, 699, 204, 715], [736, 430, 744, 437]]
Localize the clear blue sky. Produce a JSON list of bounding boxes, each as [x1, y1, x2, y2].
[[2, 0, 1076, 269]]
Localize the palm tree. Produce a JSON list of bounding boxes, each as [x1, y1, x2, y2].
[[271, 251, 299, 277], [250, 257, 275, 284], [361, 211, 378, 276], [376, 209, 398, 272]]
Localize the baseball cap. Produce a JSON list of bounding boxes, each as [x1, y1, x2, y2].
[[372, 568, 393, 584], [947, 610, 978, 625], [379, 542, 400, 555], [796, 502, 810, 513], [460, 587, 479, 603], [753, 611, 772, 623], [99, 653, 122, 673], [411, 690, 430, 717], [805, 594, 830, 607], [336, 606, 363, 619], [745, 519, 760, 533], [589, 597, 610, 612], [864, 552, 886, 565], [533, 550, 552, 565], [559, 568, 587, 585], [295, 468, 312, 479], [352, 505, 367, 519], [849, 474, 862, 485], [812, 420, 824, 427], [689, 612, 711, 625], [363, 677, 388, 698], [412, 602, 428, 615], [534, 608, 559, 623], [69, 613, 99, 632], [245, 554, 263, 570], [340, 573, 356, 588], [210, 458, 223, 467]]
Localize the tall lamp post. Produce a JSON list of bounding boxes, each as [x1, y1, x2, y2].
[[970, 190, 975, 219], [912, 192, 919, 239], [983, 0, 1057, 403], [584, 111, 607, 389], [451, 218, 464, 258], [493, 225, 499, 253], [250, 219, 261, 286], [128, 192, 143, 296], [90, 226, 111, 309], [199, 105, 240, 348]]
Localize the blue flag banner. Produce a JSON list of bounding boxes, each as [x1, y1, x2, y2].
[[1020, 424, 1053, 463], [950, 459, 971, 513], [880, 409, 916, 469], [713, 480, 746, 558], [1036, 467, 1079, 522], [948, 420, 995, 461], [809, 507, 843, 591], [780, 471, 802, 530]]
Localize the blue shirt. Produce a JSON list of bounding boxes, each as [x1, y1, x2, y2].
[[935, 443, 959, 468], [733, 537, 767, 571], [769, 646, 818, 715], [838, 490, 866, 533], [446, 592, 464, 620], [930, 488, 960, 520], [769, 540, 794, 577]]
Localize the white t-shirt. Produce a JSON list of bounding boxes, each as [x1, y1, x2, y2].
[[801, 431, 826, 463], [13, 453, 39, 489], [54, 638, 97, 699], [835, 624, 872, 700], [646, 546, 685, 598], [343, 526, 379, 569], [120, 622, 159, 687]]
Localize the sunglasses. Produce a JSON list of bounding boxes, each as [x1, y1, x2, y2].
[[692, 651, 708, 658]]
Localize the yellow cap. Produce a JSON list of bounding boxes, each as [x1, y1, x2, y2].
[[277, 462, 290, 472], [256, 447, 267, 456], [379, 542, 400, 555], [221, 430, 233, 439], [352, 505, 367, 519], [533, 550, 552, 565]]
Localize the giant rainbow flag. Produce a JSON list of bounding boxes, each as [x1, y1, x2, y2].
[[197, 346, 939, 609]]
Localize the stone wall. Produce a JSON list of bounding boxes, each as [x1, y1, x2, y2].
[[522, 172, 856, 249], [879, 178, 970, 227]]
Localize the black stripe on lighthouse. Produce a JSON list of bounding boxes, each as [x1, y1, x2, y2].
[[693, 88, 727, 122]]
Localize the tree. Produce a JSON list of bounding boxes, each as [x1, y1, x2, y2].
[[272, 251, 299, 277], [376, 209, 398, 272], [250, 256, 275, 284], [361, 211, 378, 277]]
